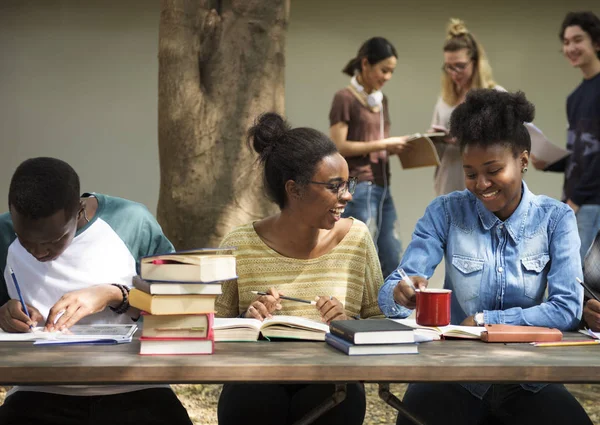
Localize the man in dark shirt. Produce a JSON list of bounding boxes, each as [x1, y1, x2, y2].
[[534, 12, 600, 333], [533, 11, 600, 262]]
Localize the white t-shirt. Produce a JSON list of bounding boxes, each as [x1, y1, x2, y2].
[[0, 193, 174, 396]]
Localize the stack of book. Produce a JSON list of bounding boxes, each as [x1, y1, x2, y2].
[[326, 319, 419, 356], [128, 248, 237, 355]]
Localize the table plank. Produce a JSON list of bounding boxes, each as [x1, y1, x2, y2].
[[1, 334, 598, 385]]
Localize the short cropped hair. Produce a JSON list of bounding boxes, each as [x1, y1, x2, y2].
[[8, 157, 81, 220], [560, 11, 600, 59], [450, 89, 534, 157]]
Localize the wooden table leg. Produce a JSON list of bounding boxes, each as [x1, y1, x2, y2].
[[291, 383, 347, 425], [378, 383, 426, 425]]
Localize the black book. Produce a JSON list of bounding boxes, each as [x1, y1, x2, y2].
[[329, 319, 415, 345]]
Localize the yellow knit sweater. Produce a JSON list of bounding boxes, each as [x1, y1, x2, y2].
[[215, 218, 384, 321]]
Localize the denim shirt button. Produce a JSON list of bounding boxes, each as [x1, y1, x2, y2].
[[498, 266, 503, 273]]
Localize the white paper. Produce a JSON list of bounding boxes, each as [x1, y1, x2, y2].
[[0, 324, 137, 344], [525, 123, 570, 165], [392, 318, 483, 339]]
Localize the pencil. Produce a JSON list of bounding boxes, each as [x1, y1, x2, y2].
[[577, 277, 600, 303], [532, 340, 600, 347], [9, 267, 33, 330], [250, 291, 317, 305]]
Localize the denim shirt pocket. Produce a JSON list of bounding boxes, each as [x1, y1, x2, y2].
[[451, 255, 485, 301], [521, 253, 550, 300]]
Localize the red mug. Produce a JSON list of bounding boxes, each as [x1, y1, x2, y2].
[[415, 289, 452, 326]]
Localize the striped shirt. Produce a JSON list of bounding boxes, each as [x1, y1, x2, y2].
[[216, 218, 384, 320]]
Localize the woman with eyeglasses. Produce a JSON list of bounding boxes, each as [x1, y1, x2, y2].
[[431, 18, 501, 196], [329, 37, 411, 278], [215, 112, 384, 425]]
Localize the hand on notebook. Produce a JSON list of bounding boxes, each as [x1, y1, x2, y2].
[[245, 287, 283, 321], [0, 299, 43, 333], [45, 285, 123, 331], [393, 276, 428, 309], [315, 296, 347, 324], [384, 136, 411, 155], [584, 299, 600, 332], [427, 126, 455, 144]]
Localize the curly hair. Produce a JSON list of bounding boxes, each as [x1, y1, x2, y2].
[[449, 89, 534, 157]]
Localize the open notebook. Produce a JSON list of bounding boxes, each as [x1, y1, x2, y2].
[[0, 324, 137, 345], [392, 319, 483, 341], [213, 316, 329, 342]]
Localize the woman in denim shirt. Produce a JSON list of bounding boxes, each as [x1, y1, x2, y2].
[[378, 89, 592, 425]]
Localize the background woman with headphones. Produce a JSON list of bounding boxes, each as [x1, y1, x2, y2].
[[329, 37, 410, 277]]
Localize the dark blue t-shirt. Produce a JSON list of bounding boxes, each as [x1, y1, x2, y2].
[[548, 72, 600, 206]]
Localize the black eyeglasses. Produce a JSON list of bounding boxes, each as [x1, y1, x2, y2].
[[309, 177, 357, 198], [442, 62, 471, 73]]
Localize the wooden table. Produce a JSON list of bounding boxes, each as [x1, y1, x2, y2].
[[1, 334, 598, 425], [1, 333, 598, 385]]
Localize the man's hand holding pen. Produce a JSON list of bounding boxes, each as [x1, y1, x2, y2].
[[0, 299, 43, 333]]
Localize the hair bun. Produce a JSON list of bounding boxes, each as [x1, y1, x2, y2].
[[447, 18, 469, 38], [511, 91, 535, 123], [248, 112, 291, 157]]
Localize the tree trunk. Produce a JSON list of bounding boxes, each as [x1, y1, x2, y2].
[[157, 0, 288, 249]]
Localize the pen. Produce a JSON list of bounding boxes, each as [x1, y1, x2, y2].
[[576, 277, 600, 303], [397, 267, 416, 289], [250, 291, 317, 305], [9, 267, 33, 330], [532, 340, 600, 347]]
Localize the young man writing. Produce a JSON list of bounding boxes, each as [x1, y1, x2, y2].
[[0, 157, 192, 424]]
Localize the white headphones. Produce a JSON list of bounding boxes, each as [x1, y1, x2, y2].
[[350, 75, 383, 108]]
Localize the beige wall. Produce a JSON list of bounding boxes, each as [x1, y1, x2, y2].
[[1, 0, 599, 284]]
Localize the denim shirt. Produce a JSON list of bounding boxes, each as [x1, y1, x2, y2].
[[378, 182, 583, 398]]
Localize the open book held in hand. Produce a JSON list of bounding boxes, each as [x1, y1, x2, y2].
[[0, 324, 138, 345], [140, 247, 237, 282], [398, 133, 444, 169], [213, 316, 329, 342], [392, 318, 484, 341]]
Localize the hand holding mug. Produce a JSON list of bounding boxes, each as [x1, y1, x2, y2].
[[393, 275, 428, 309]]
